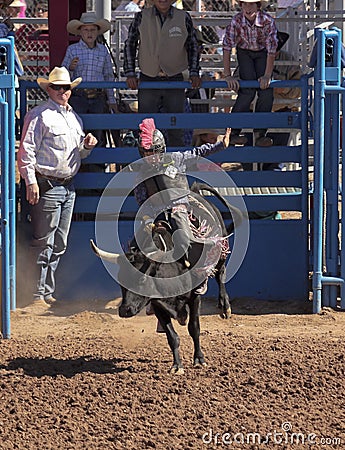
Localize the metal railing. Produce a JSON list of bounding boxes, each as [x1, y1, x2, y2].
[[0, 36, 16, 339]]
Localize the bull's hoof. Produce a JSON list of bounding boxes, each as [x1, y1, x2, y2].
[[170, 366, 185, 375], [220, 307, 231, 319], [193, 358, 207, 368]]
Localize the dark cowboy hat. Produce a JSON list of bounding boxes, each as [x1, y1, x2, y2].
[[277, 31, 290, 52]]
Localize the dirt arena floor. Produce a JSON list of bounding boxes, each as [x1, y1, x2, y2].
[[1, 295, 344, 450]]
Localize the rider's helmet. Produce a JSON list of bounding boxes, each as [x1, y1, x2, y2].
[[138, 118, 166, 157]]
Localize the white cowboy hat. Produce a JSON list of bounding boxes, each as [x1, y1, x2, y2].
[[67, 12, 110, 36], [237, 0, 269, 8], [9, 0, 26, 7], [37, 66, 82, 91]]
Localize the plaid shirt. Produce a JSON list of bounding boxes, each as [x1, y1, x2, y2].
[[123, 5, 200, 77], [62, 40, 116, 103], [223, 11, 278, 55], [18, 99, 92, 186]]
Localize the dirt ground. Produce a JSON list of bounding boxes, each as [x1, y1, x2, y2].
[[0, 295, 344, 450]]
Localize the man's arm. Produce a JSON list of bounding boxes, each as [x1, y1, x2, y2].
[[259, 53, 276, 90], [79, 133, 98, 159], [184, 13, 201, 89], [123, 11, 142, 89], [181, 135, 229, 162], [17, 112, 43, 205], [17, 112, 41, 186]]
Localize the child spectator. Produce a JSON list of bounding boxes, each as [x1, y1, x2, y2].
[[222, 0, 278, 147]]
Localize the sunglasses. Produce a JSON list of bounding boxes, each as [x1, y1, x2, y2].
[[49, 84, 71, 92]]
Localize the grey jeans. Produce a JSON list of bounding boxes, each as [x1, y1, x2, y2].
[[30, 180, 75, 300]]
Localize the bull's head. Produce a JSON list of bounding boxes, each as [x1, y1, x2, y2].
[[90, 236, 193, 318], [90, 239, 157, 317]]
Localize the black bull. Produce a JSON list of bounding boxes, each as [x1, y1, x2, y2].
[[90, 182, 243, 373]]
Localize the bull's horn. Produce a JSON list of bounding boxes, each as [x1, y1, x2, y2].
[[146, 250, 162, 260], [90, 239, 120, 264]]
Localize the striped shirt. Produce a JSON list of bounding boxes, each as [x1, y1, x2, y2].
[[123, 5, 200, 77], [18, 98, 92, 185], [62, 40, 116, 103], [223, 11, 278, 55]]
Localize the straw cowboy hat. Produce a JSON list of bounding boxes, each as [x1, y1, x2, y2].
[[37, 66, 82, 91], [67, 12, 110, 36], [237, 0, 269, 8], [9, 0, 26, 7]]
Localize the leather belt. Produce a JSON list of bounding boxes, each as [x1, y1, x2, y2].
[[74, 88, 105, 99], [36, 171, 74, 185]]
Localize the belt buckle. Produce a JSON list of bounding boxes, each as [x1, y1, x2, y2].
[[84, 89, 98, 99]]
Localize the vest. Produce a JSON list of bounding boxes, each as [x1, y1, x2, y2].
[[144, 159, 190, 208], [138, 7, 189, 77]]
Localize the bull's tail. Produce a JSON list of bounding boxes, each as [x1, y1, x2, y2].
[[190, 182, 244, 237]]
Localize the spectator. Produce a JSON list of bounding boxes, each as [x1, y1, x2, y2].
[[222, 0, 278, 147], [123, 0, 201, 147], [15, 0, 49, 77], [17, 67, 97, 306], [7, 0, 26, 26], [112, 0, 144, 42], [272, 38, 301, 114], [262, 32, 301, 170], [192, 128, 225, 146], [115, 0, 144, 13], [62, 12, 116, 148]]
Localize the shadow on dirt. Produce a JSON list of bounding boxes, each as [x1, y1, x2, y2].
[[16, 296, 314, 319], [1, 355, 152, 378], [227, 297, 313, 316]]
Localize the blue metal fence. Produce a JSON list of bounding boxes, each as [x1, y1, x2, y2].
[[312, 27, 345, 313], [0, 36, 16, 339]]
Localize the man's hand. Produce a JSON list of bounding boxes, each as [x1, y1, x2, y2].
[[222, 128, 231, 148], [225, 75, 239, 92], [83, 133, 98, 150], [126, 76, 139, 90], [27, 183, 40, 205], [258, 75, 271, 90], [69, 57, 79, 71], [190, 75, 201, 89], [108, 102, 118, 112]]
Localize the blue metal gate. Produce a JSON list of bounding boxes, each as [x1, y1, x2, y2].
[[0, 37, 16, 339], [312, 27, 345, 313]]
